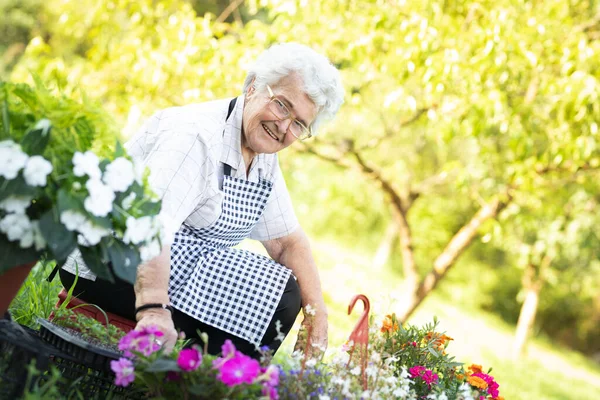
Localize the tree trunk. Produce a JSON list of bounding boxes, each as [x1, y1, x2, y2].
[[397, 196, 507, 322], [372, 222, 398, 270], [512, 256, 550, 359]]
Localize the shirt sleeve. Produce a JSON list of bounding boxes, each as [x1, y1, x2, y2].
[[141, 112, 214, 246], [249, 162, 299, 241]]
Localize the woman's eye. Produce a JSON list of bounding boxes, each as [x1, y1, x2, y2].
[[275, 99, 286, 110], [294, 120, 303, 128]]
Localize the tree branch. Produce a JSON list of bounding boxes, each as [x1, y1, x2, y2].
[[216, 0, 245, 23]]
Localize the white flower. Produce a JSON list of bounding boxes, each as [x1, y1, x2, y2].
[[366, 365, 378, 377], [72, 181, 82, 190], [0, 140, 29, 180], [84, 179, 115, 217], [350, 366, 361, 376], [305, 358, 317, 368], [361, 390, 371, 399], [77, 220, 110, 246], [19, 220, 46, 250], [0, 196, 32, 213], [0, 213, 32, 242], [121, 192, 137, 209], [140, 238, 161, 261], [370, 351, 381, 363], [23, 155, 53, 186], [304, 304, 316, 316], [60, 210, 87, 231], [133, 159, 146, 185], [318, 395, 331, 400], [72, 151, 101, 179], [103, 157, 135, 192], [123, 216, 159, 245]]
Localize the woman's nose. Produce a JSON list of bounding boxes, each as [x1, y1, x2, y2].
[[275, 118, 292, 135]]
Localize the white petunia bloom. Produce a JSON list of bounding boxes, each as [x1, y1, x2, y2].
[[305, 358, 317, 368], [0, 213, 32, 242], [103, 157, 135, 192], [84, 179, 115, 217], [60, 210, 87, 231], [350, 366, 361, 376], [0, 196, 33, 214], [139, 238, 161, 262], [132, 159, 146, 185], [0, 140, 29, 180], [19, 220, 46, 250], [123, 215, 160, 245], [72, 151, 101, 179], [318, 396, 331, 400], [23, 155, 53, 186], [121, 192, 137, 210], [77, 220, 111, 246]]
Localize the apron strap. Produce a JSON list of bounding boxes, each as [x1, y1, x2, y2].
[[223, 97, 237, 178], [226, 97, 237, 120]]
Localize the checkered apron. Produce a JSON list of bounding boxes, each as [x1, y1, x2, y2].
[[168, 106, 292, 344]]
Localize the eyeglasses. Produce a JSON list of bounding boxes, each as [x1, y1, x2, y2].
[[266, 85, 312, 140]]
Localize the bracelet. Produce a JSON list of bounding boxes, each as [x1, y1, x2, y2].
[[135, 303, 174, 317]]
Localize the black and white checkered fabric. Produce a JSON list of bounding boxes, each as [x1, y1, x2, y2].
[[168, 173, 292, 344]]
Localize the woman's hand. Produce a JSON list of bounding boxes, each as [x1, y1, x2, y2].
[[135, 308, 178, 354], [294, 311, 328, 360]]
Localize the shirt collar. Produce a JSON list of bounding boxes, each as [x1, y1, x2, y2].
[[220, 94, 266, 179]]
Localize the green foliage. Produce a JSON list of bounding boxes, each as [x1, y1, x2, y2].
[[51, 306, 126, 348]]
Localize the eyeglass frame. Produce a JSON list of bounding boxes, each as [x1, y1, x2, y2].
[[265, 85, 313, 140]]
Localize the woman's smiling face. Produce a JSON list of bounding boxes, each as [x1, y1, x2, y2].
[[241, 74, 317, 161]]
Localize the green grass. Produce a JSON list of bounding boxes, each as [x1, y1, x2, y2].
[[8, 260, 63, 328]]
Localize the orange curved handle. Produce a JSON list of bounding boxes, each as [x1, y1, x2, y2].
[[347, 294, 370, 390]]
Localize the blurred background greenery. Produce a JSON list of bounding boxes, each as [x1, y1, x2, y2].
[[3, 0, 600, 398]]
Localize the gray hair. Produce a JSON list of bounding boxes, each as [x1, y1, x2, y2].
[[242, 43, 344, 135]]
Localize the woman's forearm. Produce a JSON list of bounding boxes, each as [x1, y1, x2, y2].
[[134, 245, 172, 310]]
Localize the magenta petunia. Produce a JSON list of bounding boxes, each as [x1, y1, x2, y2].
[[217, 353, 261, 387], [177, 347, 203, 371], [409, 365, 426, 378], [262, 383, 279, 400], [118, 325, 164, 357], [111, 357, 135, 387], [421, 369, 439, 388], [262, 365, 280, 387], [221, 339, 236, 358]]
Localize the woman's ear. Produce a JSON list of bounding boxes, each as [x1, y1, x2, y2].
[[247, 78, 257, 97]]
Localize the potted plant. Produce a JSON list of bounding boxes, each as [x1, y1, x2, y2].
[[0, 79, 164, 315]]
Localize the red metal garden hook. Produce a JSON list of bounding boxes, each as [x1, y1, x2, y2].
[[347, 294, 370, 390]]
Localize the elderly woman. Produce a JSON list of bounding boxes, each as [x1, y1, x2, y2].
[[59, 43, 344, 358]]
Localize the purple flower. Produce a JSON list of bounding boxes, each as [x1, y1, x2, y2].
[[166, 371, 181, 382], [177, 347, 203, 371], [217, 353, 261, 387], [111, 357, 135, 387]]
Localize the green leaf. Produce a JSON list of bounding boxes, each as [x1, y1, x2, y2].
[[20, 119, 52, 155], [2, 95, 9, 138], [79, 244, 114, 282], [106, 238, 140, 284], [137, 201, 161, 216], [115, 140, 126, 158], [145, 358, 179, 373], [39, 208, 77, 263], [0, 235, 41, 274], [57, 189, 85, 214], [0, 176, 38, 202]]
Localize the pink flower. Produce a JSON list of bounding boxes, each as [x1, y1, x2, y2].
[[411, 341, 418, 347], [111, 357, 135, 387], [409, 365, 426, 378], [177, 347, 203, 371], [118, 325, 164, 357], [222, 339, 236, 358], [421, 369, 439, 388], [262, 383, 279, 400], [472, 372, 500, 398], [261, 365, 280, 386], [217, 353, 261, 387]]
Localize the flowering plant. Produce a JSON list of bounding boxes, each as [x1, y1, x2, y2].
[[110, 327, 278, 399], [0, 80, 163, 283], [372, 314, 504, 400]]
